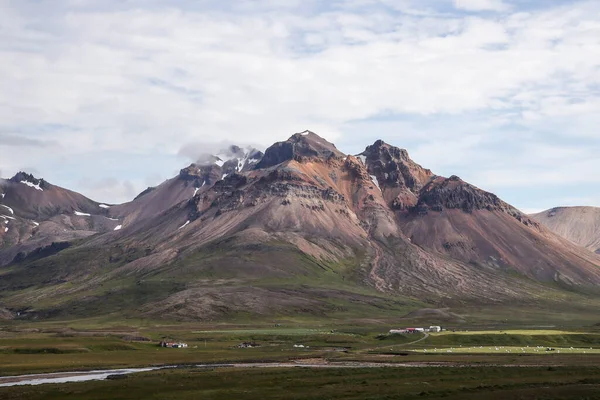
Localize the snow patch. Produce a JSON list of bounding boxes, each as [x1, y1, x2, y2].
[[105, 217, 119, 221], [222, 173, 228, 180], [178, 220, 190, 230], [1, 215, 15, 220], [215, 159, 225, 167], [300, 130, 310, 136], [1, 205, 14, 215], [358, 155, 366, 165], [99, 204, 110, 209], [370, 175, 381, 191], [193, 187, 200, 197], [21, 181, 43, 191], [32, 221, 39, 227], [74, 211, 91, 216], [3, 227, 7, 233], [113, 225, 122, 231], [1, 193, 4, 198]]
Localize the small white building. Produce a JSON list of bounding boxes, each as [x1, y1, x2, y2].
[[429, 326, 441, 333]]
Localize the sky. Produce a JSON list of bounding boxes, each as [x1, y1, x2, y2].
[[1, 0, 600, 212]]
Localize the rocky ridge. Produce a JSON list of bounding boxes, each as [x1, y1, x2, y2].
[[1, 132, 600, 321]]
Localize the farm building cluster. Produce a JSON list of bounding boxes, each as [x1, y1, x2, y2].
[[389, 326, 441, 334], [237, 342, 260, 348], [159, 341, 188, 348]]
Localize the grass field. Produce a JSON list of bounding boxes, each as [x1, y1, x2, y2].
[[2, 366, 600, 399], [3, 320, 600, 399], [414, 346, 600, 354]]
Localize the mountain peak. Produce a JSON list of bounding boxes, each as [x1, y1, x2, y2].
[[358, 140, 432, 198], [363, 140, 411, 163], [9, 172, 48, 191], [192, 145, 264, 172], [256, 130, 345, 169]]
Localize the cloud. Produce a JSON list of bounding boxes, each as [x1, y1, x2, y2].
[[177, 141, 236, 163], [75, 177, 138, 204], [453, 0, 510, 12], [0, 0, 599, 209], [0, 134, 58, 148]]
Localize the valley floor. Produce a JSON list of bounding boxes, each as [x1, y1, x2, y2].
[[2, 317, 600, 399], [2, 365, 600, 400]]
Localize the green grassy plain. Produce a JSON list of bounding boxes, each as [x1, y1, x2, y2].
[[3, 317, 600, 399], [2, 366, 600, 400]]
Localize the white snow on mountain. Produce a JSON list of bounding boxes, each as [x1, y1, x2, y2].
[[21, 181, 43, 191], [178, 220, 190, 230], [114, 225, 122, 231], [99, 204, 110, 209], [1, 205, 14, 215], [74, 211, 91, 216], [370, 175, 381, 191], [212, 146, 261, 172]]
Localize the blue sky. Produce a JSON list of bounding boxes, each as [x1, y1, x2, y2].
[[1, 0, 600, 212]]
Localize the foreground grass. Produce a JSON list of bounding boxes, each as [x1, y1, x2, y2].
[[2, 366, 600, 399]]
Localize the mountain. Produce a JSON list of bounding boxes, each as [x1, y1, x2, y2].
[[107, 145, 263, 226], [532, 206, 600, 254], [1, 131, 600, 322], [0, 172, 121, 266], [360, 141, 600, 286]]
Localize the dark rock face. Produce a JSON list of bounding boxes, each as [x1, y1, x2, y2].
[[361, 140, 433, 193], [417, 176, 504, 213], [9, 172, 49, 190], [180, 164, 222, 187], [412, 176, 540, 227], [256, 141, 295, 169], [256, 131, 344, 169]]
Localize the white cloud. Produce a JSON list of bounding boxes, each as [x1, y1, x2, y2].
[[74, 177, 139, 204], [453, 0, 510, 12], [0, 0, 599, 208]]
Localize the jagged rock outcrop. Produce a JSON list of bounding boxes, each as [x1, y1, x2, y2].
[[9, 172, 49, 190], [256, 131, 344, 169]]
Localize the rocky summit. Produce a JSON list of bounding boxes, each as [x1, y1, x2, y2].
[[1, 131, 600, 322]]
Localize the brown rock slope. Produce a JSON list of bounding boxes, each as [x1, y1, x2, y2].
[[0, 172, 120, 266], [532, 206, 600, 254], [2, 132, 600, 321], [107, 145, 263, 226]]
